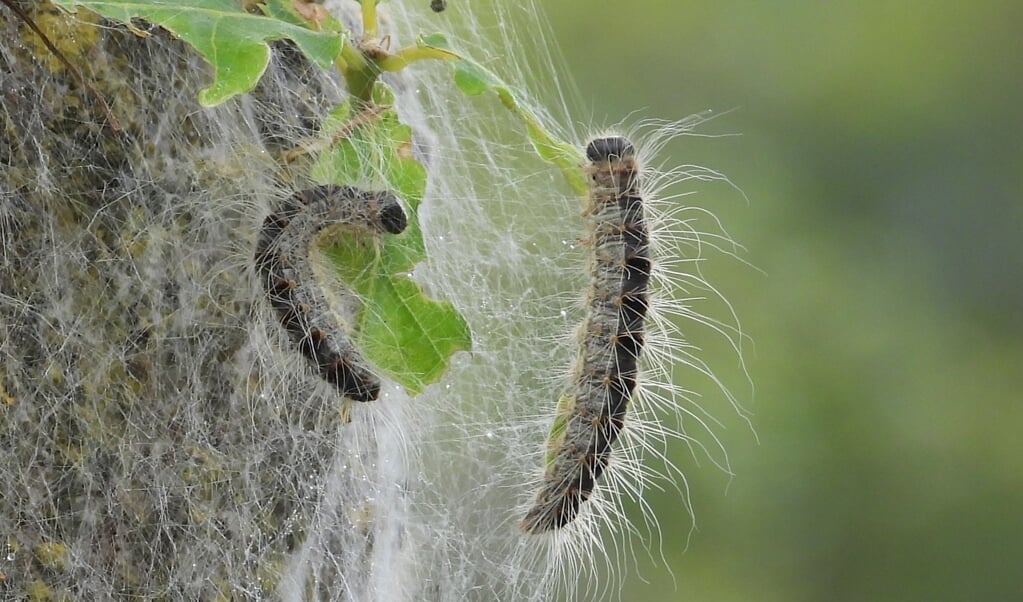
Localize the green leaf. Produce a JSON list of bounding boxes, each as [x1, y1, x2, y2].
[[419, 34, 588, 194], [51, 0, 343, 106], [312, 85, 471, 394]]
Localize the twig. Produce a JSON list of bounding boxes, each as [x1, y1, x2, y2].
[[2, 0, 124, 134], [280, 104, 391, 163]]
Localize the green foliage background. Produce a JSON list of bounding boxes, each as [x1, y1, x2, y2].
[[540, 2, 1023, 600]]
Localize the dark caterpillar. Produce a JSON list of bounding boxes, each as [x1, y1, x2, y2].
[[254, 185, 407, 402], [522, 137, 650, 533]]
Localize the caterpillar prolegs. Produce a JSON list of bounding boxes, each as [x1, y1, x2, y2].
[[254, 185, 407, 402], [522, 137, 649, 533]]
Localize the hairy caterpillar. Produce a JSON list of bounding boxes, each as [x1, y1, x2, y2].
[[521, 136, 649, 533], [254, 185, 408, 402]]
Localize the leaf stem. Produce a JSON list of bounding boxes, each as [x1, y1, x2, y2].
[[340, 41, 457, 103], [377, 45, 459, 72], [361, 0, 378, 39], [339, 41, 378, 103]]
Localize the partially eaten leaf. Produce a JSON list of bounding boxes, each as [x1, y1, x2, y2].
[[313, 85, 471, 394], [51, 0, 344, 105]]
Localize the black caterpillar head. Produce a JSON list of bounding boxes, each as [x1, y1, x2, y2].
[[378, 197, 409, 235], [586, 136, 636, 162]]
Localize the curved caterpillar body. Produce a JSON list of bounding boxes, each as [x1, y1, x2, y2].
[[522, 137, 649, 533], [254, 185, 407, 402]]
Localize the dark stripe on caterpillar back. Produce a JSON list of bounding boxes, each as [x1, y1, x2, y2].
[[254, 185, 407, 402], [522, 137, 649, 533]]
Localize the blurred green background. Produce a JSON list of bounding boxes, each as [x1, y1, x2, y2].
[[538, 2, 1023, 600]]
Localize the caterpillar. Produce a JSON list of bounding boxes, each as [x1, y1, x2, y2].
[[254, 185, 408, 402], [521, 136, 649, 533]]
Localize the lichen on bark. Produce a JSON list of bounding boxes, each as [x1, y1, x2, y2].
[[1, 2, 406, 598]]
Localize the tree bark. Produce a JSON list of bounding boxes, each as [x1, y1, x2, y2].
[[1, 3, 399, 598]]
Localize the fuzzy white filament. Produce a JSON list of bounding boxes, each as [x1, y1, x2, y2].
[[0, 1, 747, 600]]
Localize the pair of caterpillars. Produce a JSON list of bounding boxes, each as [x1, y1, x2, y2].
[[255, 137, 647, 534]]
